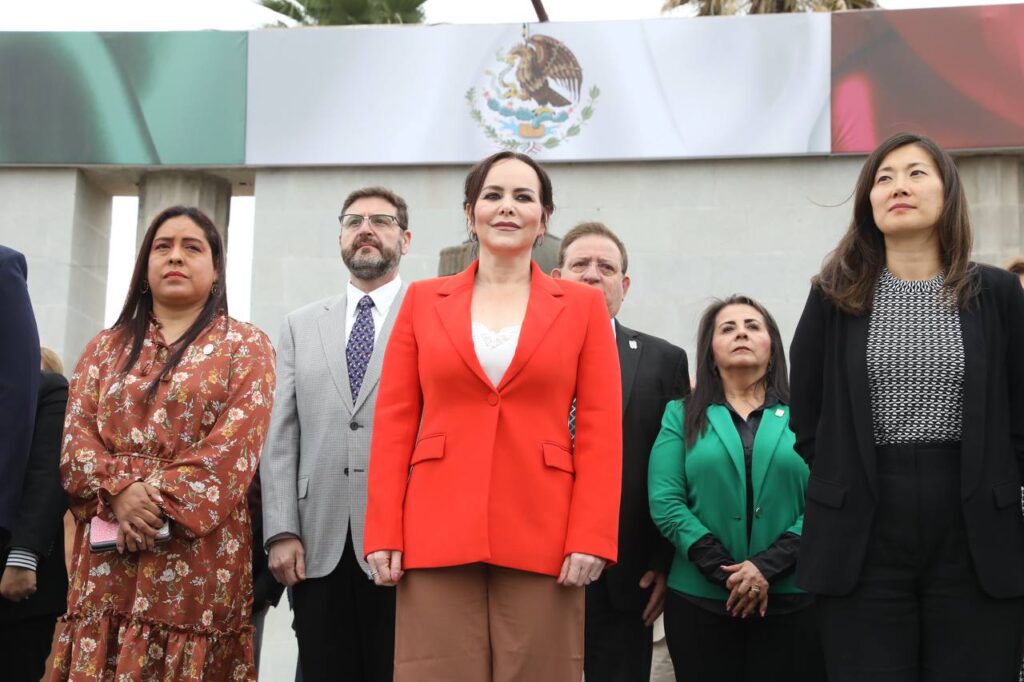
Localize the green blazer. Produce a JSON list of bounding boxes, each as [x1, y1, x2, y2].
[[648, 400, 809, 600]]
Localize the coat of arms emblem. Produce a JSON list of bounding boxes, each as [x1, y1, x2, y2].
[[467, 27, 600, 155]]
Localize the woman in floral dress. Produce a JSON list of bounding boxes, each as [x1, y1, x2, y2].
[[52, 206, 276, 681]]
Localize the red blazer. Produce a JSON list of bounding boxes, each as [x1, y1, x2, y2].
[[364, 260, 623, 577]]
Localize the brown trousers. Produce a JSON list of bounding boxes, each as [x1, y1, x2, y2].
[[394, 563, 585, 682]]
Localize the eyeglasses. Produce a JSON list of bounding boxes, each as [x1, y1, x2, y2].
[[338, 214, 402, 231]]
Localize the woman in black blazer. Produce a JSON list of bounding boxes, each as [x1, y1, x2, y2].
[[790, 132, 1024, 682], [0, 370, 69, 682]]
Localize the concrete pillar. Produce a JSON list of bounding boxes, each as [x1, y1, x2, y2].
[[137, 171, 231, 247], [0, 169, 111, 370], [958, 156, 1024, 266]]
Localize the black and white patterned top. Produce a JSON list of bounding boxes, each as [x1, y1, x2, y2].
[[866, 268, 965, 445]]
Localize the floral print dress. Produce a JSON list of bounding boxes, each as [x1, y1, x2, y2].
[[52, 315, 276, 682]]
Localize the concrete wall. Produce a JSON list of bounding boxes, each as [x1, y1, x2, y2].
[[0, 169, 111, 372], [960, 156, 1024, 266], [249, 155, 1024, 366], [1, 155, 1020, 378]]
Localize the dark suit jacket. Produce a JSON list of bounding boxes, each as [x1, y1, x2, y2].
[[0, 246, 40, 543], [0, 371, 69, 619], [600, 321, 689, 612], [790, 264, 1024, 597]]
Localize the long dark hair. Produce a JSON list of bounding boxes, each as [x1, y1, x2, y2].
[[683, 295, 789, 448], [815, 132, 976, 316], [114, 206, 228, 399]]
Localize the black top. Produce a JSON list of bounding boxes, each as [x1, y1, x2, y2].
[[684, 389, 812, 616]]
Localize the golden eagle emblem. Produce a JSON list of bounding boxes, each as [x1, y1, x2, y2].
[[505, 35, 583, 110], [467, 29, 600, 156]]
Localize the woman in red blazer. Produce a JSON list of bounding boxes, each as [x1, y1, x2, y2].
[[365, 151, 622, 681]]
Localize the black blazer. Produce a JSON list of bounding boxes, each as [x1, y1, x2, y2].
[[0, 246, 40, 543], [0, 371, 69, 619], [600, 321, 689, 611], [790, 264, 1024, 597]]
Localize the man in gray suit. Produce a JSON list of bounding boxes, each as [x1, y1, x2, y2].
[[262, 187, 412, 682]]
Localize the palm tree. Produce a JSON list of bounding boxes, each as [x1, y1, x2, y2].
[[663, 0, 876, 16], [260, 0, 426, 26]]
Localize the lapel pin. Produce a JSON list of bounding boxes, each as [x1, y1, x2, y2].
[[203, 343, 215, 356], [628, 339, 638, 350], [775, 408, 784, 417]]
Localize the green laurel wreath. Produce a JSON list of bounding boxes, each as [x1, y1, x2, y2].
[[466, 85, 600, 154]]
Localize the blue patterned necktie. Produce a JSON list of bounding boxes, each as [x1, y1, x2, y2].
[[568, 398, 577, 445], [346, 295, 375, 400]]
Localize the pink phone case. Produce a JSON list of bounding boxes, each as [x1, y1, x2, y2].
[[89, 517, 171, 553]]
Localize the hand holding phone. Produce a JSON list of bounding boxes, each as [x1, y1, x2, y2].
[[109, 483, 163, 535], [89, 517, 171, 553]]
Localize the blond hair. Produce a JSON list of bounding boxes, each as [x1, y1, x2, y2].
[[1004, 256, 1024, 277], [40, 346, 64, 375]]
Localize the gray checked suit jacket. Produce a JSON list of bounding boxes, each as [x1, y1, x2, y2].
[[261, 285, 406, 579]]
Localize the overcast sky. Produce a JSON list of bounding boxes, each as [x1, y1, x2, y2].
[[1, 0, 1019, 30]]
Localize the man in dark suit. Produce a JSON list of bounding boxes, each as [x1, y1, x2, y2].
[[552, 222, 689, 682], [0, 370, 69, 682], [0, 245, 40, 547]]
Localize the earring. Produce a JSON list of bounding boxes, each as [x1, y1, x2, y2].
[[534, 235, 545, 248], [469, 232, 478, 243], [210, 281, 220, 297], [141, 280, 149, 294]]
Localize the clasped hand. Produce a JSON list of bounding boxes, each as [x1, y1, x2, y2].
[[109, 481, 165, 553], [723, 560, 769, 618]]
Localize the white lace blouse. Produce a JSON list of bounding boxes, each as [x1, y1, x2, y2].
[[472, 322, 521, 387]]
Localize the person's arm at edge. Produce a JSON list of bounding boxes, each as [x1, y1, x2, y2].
[[260, 315, 303, 546], [649, 345, 690, 574], [789, 285, 826, 469], [364, 284, 423, 557], [0, 249, 40, 539], [564, 287, 623, 564], [648, 401, 718, 564], [7, 374, 69, 566]]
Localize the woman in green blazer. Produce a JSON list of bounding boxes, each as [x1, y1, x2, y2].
[[649, 295, 823, 682]]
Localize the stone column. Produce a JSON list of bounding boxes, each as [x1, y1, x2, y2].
[[136, 171, 231, 246], [0, 168, 111, 370]]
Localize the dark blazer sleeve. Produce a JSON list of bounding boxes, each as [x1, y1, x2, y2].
[[1005, 274, 1024, 482], [789, 285, 827, 469], [674, 349, 691, 401], [0, 247, 41, 539], [8, 372, 68, 557]]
